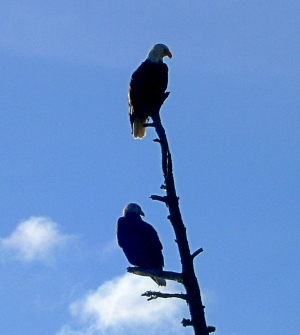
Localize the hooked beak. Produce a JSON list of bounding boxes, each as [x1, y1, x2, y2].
[[140, 210, 145, 217], [167, 51, 173, 59]]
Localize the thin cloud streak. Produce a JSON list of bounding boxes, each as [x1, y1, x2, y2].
[[0, 2, 132, 67]]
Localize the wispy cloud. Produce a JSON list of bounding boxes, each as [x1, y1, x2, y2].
[[57, 273, 186, 335], [0, 2, 137, 67], [99, 238, 119, 259], [0, 216, 72, 263]]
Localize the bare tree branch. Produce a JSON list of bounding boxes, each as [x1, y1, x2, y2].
[[182, 318, 193, 327], [142, 290, 188, 301], [191, 248, 204, 260], [144, 123, 155, 128], [149, 112, 212, 335], [207, 326, 216, 333], [127, 267, 183, 283], [150, 195, 168, 203]]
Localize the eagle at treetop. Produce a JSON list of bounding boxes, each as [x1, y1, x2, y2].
[[117, 203, 166, 286], [128, 44, 172, 139]]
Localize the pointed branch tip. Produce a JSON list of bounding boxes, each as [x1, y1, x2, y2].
[[191, 248, 204, 259], [150, 195, 168, 203]]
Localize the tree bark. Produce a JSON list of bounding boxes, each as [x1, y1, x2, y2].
[[150, 113, 211, 335]]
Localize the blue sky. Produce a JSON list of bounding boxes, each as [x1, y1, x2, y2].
[[0, 1, 299, 334]]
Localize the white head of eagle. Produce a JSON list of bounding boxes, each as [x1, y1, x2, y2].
[[128, 44, 172, 139], [117, 203, 167, 286], [147, 44, 172, 63], [123, 203, 145, 217]]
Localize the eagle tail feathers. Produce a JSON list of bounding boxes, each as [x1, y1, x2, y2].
[[151, 276, 166, 286], [133, 117, 148, 139]]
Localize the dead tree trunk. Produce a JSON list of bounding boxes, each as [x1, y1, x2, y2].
[[149, 113, 212, 335]]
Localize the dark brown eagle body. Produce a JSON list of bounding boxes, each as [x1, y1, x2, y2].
[[117, 203, 166, 286], [128, 44, 172, 139]]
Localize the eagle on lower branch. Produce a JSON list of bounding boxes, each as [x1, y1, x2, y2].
[[117, 203, 166, 286], [128, 44, 172, 139]]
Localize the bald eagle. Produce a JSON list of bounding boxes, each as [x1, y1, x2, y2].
[[117, 203, 166, 286], [128, 44, 172, 139]]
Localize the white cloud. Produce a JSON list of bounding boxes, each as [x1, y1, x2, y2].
[[0, 216, 71, 263], [57, 273, 187, 335]]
